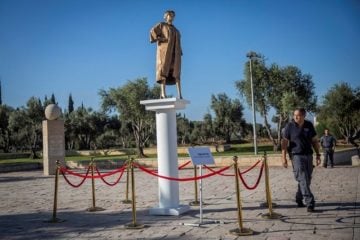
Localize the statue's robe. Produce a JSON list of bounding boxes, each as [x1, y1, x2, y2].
[[150, 22, 182, 85]]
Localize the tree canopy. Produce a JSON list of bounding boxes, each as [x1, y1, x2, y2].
[[317, 82, 360, 141], [235, 51, 317, 150], [210, 93, 246, 143], [99, 77, 160, 157]]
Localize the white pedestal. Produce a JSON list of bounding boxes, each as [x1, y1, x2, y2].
[[42, 120, 65, 175], [140, 98, 190, 215]]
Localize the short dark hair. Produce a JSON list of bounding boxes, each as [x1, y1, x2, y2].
[[294, 107, 306, 116], [164, 10, 175, 17]]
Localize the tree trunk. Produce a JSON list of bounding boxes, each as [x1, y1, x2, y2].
[[3, 132, 10, 153], [262, 110, 277, 151], [136, 143, 146, 158], [275, 114, 286, 152], [132, 124, 147, 158], [225, 133, 231, 144], [30, 132, 39, 159]]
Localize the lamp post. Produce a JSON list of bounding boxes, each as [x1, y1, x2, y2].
[[246, 52, 258, 155]]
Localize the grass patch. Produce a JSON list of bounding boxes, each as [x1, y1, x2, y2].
[[0, 158, 42, 164], [0, 143, 354, 164], [143, 144, 276, 159]]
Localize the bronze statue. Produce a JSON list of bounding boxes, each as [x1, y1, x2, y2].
[[150, 10, 182, 99]]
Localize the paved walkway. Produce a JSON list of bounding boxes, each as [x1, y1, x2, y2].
[[0, 163, 359, 240]]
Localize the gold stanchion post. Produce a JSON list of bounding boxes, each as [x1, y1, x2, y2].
[[259, 152, 277, 208], [125, 158, 145, 229], [87, 157, 105, 212], [189, 166, 200, 206], [261, 152, 282, 219], [229, 156, 253, 236], [122, 157, 132, 204], [45, 160, 65, 223]]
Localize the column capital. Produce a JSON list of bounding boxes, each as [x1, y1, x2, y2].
[[140, 98, 190, 111]]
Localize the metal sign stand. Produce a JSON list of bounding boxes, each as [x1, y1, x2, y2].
[[181, 147, 223, 227]]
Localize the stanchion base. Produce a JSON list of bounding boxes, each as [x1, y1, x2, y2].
[[44, 217, 66, 223], [86, 206, 106, 212], [259, 202, 278, 208], [189, 201, 208, 206], [229, 227, 253, 236], [125, 223, 146, 229], [261, 212, 282, 219], [189, 200, 200, 206], [122, 200, 132, 204], [180, 219, 224, 227]]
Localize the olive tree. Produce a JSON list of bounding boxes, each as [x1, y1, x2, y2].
[[317, 82, 360, 142], [99, 78, 160, 157], [236, 52, 317, 151]]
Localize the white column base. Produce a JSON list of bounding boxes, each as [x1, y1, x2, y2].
[[149, 205, 190, 216]]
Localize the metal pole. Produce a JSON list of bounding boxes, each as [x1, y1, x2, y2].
[[45, 160, 64, 223], [233, 156, 243, 230], [249, 57, 258, 155], [264, 153, 273, 214], [261, 152, 281, 219], [189, 166, 200, 206], [87, 158, 105, 212], [122, 159, 132, 204], [125, 158, 145, 229], [131, 159, 136, 226], [52, 160, 60, 221], [229, 156, 253, 236], [199, 165, 203, 223], [91, 160, 96, 209]]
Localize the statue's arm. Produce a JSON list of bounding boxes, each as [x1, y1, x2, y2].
[[150, 27, 158, 43], [150, 23, 167, 43]]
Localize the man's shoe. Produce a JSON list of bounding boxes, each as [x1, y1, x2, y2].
[[296, 201, 306, 208], [307, 206, 315, 212]]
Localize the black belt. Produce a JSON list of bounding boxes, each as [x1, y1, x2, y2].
[[292, 153, 312, 156]]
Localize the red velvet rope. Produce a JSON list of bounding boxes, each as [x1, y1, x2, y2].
[[60, 166, 91, 178], [60, 166, 91, 188], [178, 160, 191, 170], [240, 160, 261, 174], [60, 165, 127, 179], [95, 165, 126, 186], [145, 160, 192, 173], [95, 165, 128, 178], [133, 162, 232, 182], [203, 165, 234, 176], [203, 159, 261, 176], [237, 161, 265, 190]]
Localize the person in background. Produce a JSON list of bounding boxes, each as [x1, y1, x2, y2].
[[320, 128, 336, 168]]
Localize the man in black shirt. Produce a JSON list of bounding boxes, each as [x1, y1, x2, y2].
[[320, 128, 336, 168], [282, 108, 321, 212]]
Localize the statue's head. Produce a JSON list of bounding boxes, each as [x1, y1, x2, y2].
[[164, 10, 175, 23]]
